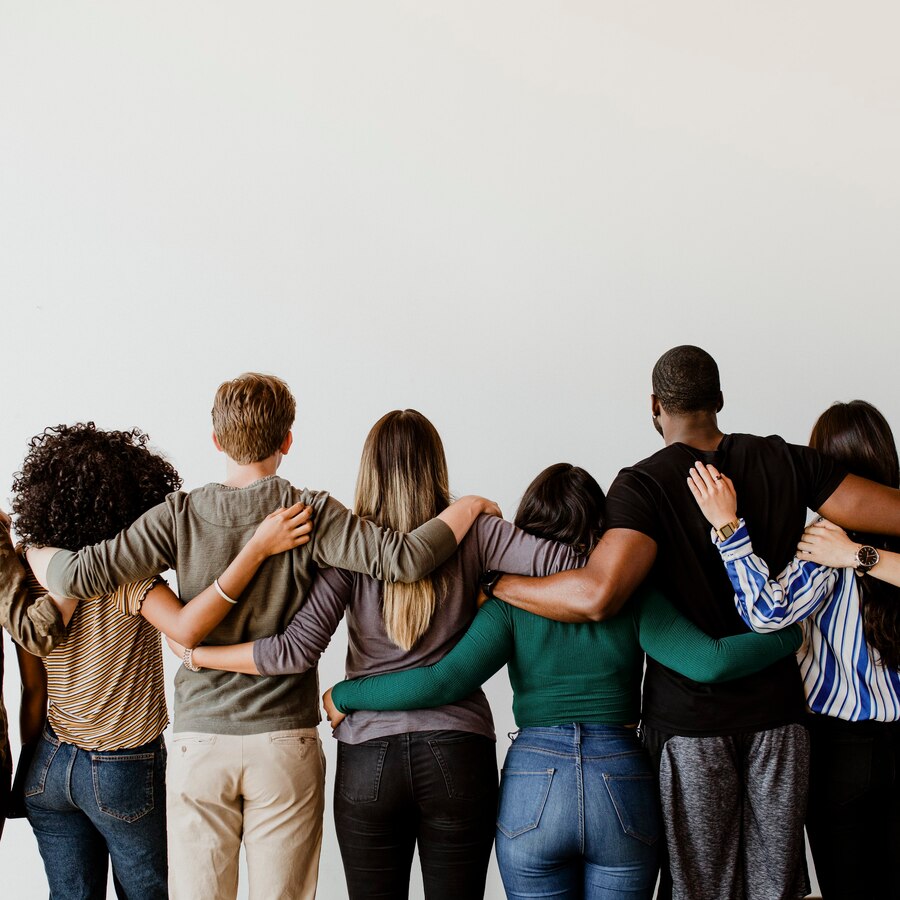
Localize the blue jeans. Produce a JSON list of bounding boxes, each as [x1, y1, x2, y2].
[[495, 724, 660, 899], [25, 724, 168, 900]]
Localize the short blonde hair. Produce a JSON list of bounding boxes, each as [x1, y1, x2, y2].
[[211, 373, 296, 464]]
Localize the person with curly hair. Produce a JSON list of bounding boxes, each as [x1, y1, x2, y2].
[[13, 422, 311, 900], [26, 375, 498, 900]]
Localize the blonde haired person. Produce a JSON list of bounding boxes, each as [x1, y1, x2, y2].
[[167, 409, 584, 900], [28, 379, 496, 900]]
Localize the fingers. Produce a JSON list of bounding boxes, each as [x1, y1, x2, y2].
[[816, 518, 844, 534], [687, 462, 731, 498]]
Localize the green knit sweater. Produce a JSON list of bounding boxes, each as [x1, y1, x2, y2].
[[331, 589, 802, 727]]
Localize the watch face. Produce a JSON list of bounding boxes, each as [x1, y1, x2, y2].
[[857, 545, 880, 569]]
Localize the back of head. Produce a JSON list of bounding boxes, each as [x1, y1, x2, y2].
[[651, 345, 721, 415], [354, 409, 451, 651], [810, 400, 900, 488], [212, 373, 296, 465], [810, 400, 900, 668], [12, 422, 182, 551], [514, 463, 606, 553]]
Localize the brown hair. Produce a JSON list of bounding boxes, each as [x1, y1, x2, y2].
[[211, 373, 296, 465], [810, 400, 900, 669], [354, 410, 450, 651]]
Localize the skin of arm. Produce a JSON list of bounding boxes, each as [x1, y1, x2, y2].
[[326, 600, 515, 716], [635, 589, 803, 683], [798, 519, 900, 589], [0, 512, 66, 656], [438, 497, 502, 544], [818, 474, 900, 536], [312, 495, 500, 585], [491, 528, 657, 623], [166, 563, 353, 675], [15, 645, 47, 746]]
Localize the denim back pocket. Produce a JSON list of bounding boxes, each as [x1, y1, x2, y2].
[[24, 732, 60, 798], [602, 773, 661, 846], [429, 733, 497, 800], [337, 740, 389, 803], [91, 752, 157, 823], [496, 769, 555, 838]]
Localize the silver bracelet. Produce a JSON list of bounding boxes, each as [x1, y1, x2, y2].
[[182, 647, 201, 672], [213, 577, 238, 605]]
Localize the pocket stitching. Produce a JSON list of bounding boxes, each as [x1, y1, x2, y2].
[[602, 772, 659, 846], [496, 769, 555, 838], [91, 755, 156, 823], [337, 741, 389, 803], [24, 736, 60, 799]]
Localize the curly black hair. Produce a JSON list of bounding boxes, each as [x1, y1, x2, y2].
[[12, 422, 182, 551]]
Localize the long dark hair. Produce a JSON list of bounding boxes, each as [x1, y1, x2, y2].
[[810, 400, 900, 669], [514, 463, 605, 553]]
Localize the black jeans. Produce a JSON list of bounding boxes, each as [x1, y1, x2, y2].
[[806, 714, 900, 900], [334, 730, 498, 900]]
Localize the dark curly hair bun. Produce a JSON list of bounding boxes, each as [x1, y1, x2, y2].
[[12, 422, 182, 551]]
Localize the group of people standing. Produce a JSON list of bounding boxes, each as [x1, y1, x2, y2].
[[1, 345, 899, 900]]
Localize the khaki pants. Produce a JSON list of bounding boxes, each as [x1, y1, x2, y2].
[[167, 728, 325, 900]]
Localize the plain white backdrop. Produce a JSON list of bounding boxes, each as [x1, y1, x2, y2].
[[2, 2, 899, 896]]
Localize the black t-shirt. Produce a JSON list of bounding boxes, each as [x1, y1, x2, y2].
[[606, 433, 846, 736]]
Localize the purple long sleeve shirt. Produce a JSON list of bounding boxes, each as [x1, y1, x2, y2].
[[253, 515, 582, 744]]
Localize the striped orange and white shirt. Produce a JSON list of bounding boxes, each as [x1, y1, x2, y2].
[[28, 571, 168, 751]]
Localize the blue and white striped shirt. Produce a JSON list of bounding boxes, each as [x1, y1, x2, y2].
[[716, 521, 900, 722]]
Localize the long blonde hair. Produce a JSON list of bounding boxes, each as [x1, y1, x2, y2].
[[354, 410, 450, 650]]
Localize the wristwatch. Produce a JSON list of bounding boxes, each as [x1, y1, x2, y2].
[[714, 519, 741, 543], [480, 570, 503, 600], [854, 544, 880, 575]]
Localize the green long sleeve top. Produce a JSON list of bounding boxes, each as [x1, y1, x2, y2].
[[331, 589, 802, 727]]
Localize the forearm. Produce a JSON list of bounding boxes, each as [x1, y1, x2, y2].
[[493, 528, 655, 623], [820, 474, 900, 537], [146, 537, 272, 647], [16, 646, 47, 745], [718, 525, 836, 630], [638, 590, 803, 683], [436, 497, 498, 545], [192, 642, 260, 674], [42, 502, 176, 599], [314, 497, 459, 584], [870, 550, 900, 588], [0, 532, 65, 655], [332, 602, 512, 713]]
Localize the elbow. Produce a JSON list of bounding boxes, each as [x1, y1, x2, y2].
[[169, 626, 203, 649], [576, 577, 622, 623]]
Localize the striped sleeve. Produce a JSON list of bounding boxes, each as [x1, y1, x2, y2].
[[715, 521, 839, 632], [112, 577, 164, 617]]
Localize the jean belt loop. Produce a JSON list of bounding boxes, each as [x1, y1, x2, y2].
[[574, 721, 581, 747]]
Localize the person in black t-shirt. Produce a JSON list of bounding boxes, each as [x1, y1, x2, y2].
[[491, 345, 900, 900]]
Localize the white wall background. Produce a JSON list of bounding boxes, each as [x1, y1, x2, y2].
[[2, 2, 899, 896]]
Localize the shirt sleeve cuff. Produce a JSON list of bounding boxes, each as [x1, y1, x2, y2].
[[45, 549, 76, 597], [330, 681, 351, 713], [710, 519, 755, 561]]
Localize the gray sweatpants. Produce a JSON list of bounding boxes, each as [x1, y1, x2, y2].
[[649, 723, 810, 900]]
